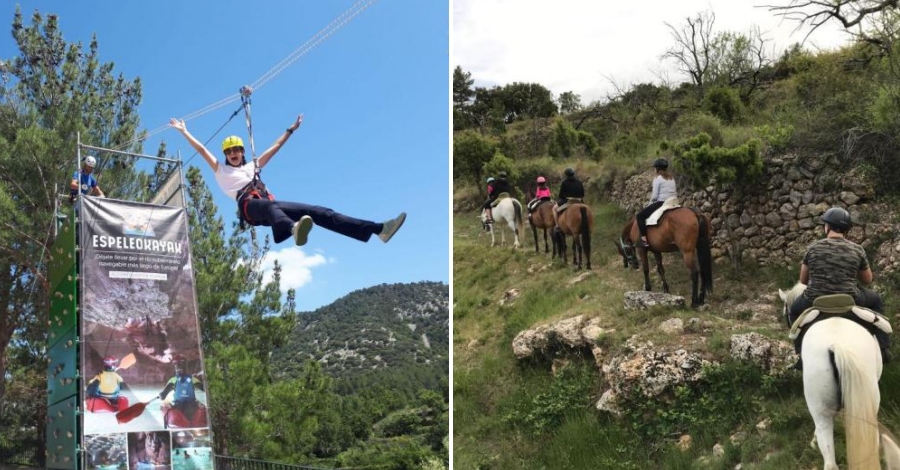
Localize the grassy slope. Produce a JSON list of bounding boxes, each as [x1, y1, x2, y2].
[[453, 202, 900, 469]]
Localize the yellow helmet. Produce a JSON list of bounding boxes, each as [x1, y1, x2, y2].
[[221, 135, 244, 152]]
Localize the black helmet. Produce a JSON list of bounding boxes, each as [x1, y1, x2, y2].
[[653, 158, 669, 170], [821, 207, 852, 231], [498, 171, 508, 178], [564, 168, 575, 177]]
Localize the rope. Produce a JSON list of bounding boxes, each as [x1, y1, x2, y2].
[[110, 0, 379, 153], [239, 86, 259, 174], [250, 0, 378, 91]]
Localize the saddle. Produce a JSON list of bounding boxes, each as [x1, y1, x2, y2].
[[645, 197, 681, 226], [490, 192, 510, 208], [555, 197, 583, 213], [789, 293, 893, 341]]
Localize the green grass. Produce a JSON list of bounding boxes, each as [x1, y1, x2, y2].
[[453, 200, 900, 469]]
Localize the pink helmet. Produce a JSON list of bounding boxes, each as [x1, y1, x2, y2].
[[536, 176, 546, 184]]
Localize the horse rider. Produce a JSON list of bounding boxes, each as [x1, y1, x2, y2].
[[527, 176, 552, 218], [482, 176, 496, 227], [788, 207, 892, 367], [485, 171, 512, 224], [635, 158, 676, 247], [553, 167, 584, 229]]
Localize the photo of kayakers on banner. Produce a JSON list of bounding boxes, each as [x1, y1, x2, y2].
[[79, 196, 209, 435]]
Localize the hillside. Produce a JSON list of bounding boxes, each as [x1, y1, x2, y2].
[[453, 207, 900, 469], [272, 282, 449, 395]]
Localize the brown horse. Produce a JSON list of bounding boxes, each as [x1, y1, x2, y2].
[[529, 200, 556, 256], [554, 203, 593, 270], [618, 207, 713, 307]]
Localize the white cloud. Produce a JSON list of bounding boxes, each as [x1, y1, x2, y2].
[[259, 246, 329, 291], [452, 0, 853, 103]]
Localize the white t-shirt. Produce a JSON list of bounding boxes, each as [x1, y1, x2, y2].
[[214, 163, 255, 200], [650, 175, 677, 203]]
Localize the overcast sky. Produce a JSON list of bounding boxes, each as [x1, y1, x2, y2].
[[453, 0, 854, 104]]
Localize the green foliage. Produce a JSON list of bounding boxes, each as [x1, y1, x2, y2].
[[548, 118, 598, 160], [557, 91, 582, 114], [620, 363, 767, 444], [453, 130, 497, 188], [271, 282, 449, 394], [336, 436, 433, 470], [613, 133, 648, 160], [0, 9, 146, 458], [754, 122, 794, 153], [671, 111, 725, 147], [868, 84, 900, 132], [702, 86, 743, 124], [501, 364, 595, 436], [675, 132, 763, 190]]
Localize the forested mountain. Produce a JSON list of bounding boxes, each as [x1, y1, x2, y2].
[[272, 282, 449, 396]]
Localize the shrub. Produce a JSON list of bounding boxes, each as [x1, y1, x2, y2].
[[703, 86, 743, 124], [674, 132, 763, 191], [671, 111, 724, 147]]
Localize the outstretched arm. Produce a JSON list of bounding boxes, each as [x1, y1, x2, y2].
[[258, 114, 303, 168], [169, 118, 219, 173]]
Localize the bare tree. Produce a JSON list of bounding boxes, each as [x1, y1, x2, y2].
[[662, 11, 717, 98], [768, 0, 899, 42], [710, 27, 773, 101]]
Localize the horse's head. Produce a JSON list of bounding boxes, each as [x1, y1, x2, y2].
[[616, 236, 639, 269], [778, 282, 806, 325]]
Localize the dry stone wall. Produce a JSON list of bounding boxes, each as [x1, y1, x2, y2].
[[608, 154, 900, 273]]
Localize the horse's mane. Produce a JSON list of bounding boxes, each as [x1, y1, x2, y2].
[[782, 282, 807, 307]]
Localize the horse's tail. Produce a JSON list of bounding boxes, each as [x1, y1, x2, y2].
[[880, 424, 900, 470], [580, 206, 591, 258], [513, 199, 524, 231], [693, 208, 713, 294], [833, 343, 880, 469]]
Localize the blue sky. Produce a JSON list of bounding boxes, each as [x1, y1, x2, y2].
[[5, 1, 450, 311]]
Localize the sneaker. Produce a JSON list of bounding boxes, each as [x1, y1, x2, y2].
[[378, 212, 407, 243], [292, 216, 314, 246]]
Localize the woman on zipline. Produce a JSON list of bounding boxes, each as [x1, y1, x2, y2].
[[169, 115, 405, 246]]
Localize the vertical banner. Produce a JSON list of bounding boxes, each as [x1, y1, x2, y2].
[[80, 196, 211, 470]]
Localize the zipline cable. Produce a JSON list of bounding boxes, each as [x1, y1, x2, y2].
[[112, 0, 378, 153]]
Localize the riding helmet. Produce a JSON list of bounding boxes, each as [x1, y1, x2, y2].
[[486, 177, 495, 183], [652, 158, 669, 170], [498, 171, 508, 178], [536, 176, 546, 184], [564, 168, 575, 177], [821, 207, 852, 231]]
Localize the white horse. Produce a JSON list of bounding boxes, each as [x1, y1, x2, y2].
[[481, 197, 523, 249], [780, 283, 900, 470]]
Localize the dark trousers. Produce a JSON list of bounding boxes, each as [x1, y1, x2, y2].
[[789, 287, 890, 352], [242, 199, 382, 244], [636, 201, 664, 236]]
